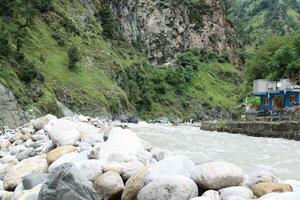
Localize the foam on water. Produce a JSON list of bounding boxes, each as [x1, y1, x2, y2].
[[127, 123, 300, 180]]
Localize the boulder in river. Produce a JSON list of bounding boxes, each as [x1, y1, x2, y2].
[[145, 155, 195, 183], [38, 163, 100, 200], [137, 175, 198, 200], [192, 161, 244, 190], [252, 182, 293, 197]]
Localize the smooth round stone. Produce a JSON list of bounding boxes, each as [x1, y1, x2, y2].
[[192, 161, 244, 190], [219, 186, 254, 199], [46, 145, 78, 165], [137, 175, 198, 200], [94, 171, 124, 200]]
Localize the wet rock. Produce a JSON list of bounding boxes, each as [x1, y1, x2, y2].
[[252, 182, 293, 197], [22, 173, 48, 190], [49, 119, 80, 146], [3, 155, 48, 191], [94, 171, 124, 200], [219, 186, 253, 199], [46, 145, 78, 164], [121, 166, 150, 200], [244, 166, 279, 188], [137, 175, 198, 200], [38, 163, 100, 200], [145, 155, 195, 183], [192, 161, 244, 190]]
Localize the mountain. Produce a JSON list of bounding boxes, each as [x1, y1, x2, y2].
[[0, 0, 243, 126], [226, 0, 300, 55]]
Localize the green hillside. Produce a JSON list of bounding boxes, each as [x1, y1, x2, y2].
[[0, 0, 242, 120]]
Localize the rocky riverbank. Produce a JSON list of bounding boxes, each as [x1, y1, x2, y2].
[[0, 115, 299, 200]]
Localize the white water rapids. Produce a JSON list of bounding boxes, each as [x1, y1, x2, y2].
[[127, 122, 300, 180]]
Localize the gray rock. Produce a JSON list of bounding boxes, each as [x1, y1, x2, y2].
[[192, 161, 244, 190], [38, 163, 100, 200], [145, 155, 195, 184], [137, 175, 198, 200], [22, 173, 48, 190], [94, 171, 124, 200], [219, 186, 253, 200]]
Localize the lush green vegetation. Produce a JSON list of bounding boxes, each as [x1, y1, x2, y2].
[[120, 51, 243, 119], [226, 0, 300, 54], [246, 31, 300, 83]]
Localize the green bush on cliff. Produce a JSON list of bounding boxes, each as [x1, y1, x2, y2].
[[68, 46, 81, 70]]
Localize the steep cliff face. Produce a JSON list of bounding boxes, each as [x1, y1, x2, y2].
[[0, 84, 27, 128], [111, 0, 241, 67]]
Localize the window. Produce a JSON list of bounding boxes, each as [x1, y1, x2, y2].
[[290, 95, 297, 105]]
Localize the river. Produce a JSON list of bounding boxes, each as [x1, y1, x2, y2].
[[127, 122, 300, 180]]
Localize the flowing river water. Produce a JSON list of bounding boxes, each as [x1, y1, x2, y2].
[[127, 122, 300, 180]]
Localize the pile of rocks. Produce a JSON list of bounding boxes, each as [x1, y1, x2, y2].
[[0, 115, 299, 200]]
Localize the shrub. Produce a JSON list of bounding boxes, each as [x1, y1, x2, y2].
[[68, 46, 81, 69], [19, 61, 38, 82]]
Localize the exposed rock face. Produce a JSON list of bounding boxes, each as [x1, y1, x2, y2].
[[111, 0, 241, 67], [0, 83, 27, 129]]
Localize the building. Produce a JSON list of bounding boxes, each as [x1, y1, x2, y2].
[[253, 79, 300, 112]]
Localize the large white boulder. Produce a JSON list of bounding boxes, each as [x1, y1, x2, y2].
[[48, 151, 88, 172], [48, 119, 80, 146], [77, 122, 104, 144], [192, 161, 244, 190], [145, 155, 195, 183], [137, 175, 198, 200], [96, 127, 151, 164]]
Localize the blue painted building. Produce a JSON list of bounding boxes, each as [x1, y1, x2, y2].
[[253, 79, 300, 112]]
